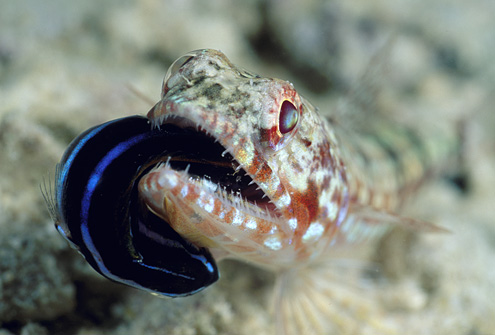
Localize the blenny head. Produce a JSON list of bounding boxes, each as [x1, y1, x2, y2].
[[141, 49, 349, 267]]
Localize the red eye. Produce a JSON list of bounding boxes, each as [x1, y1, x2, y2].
[[279, 100, 299, 134]]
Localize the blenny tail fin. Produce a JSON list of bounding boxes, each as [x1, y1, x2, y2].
[[272, 260, 396, 335]]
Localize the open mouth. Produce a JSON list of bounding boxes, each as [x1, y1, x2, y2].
[[154, 118, 275, 213]]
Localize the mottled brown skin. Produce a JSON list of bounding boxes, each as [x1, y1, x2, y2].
[[139, 49, 456, 334]]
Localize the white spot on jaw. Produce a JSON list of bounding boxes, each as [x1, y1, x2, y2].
[[245, 218, 257, 230], [158, 171, 178, 188], [204, 198, 215, 213], [327, 202, 338, 222], [302, 222, 324, 244], [232, 209, 243, 226], [201, 178, 219, 193], [264, 236, 282, 250], [287, 218, 298, 231], [276, 193, 291, 208], [180, 185, 189, 198]]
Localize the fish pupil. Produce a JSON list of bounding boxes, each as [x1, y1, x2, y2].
[[279, 100, 298, 134]]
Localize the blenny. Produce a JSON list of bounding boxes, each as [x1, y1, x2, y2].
[[45, 49, 457, 334]]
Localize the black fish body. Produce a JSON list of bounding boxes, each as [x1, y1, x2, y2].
[[48, 115, 218, 296]]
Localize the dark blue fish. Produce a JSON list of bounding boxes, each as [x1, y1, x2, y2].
[[43, 115, 218, 297]]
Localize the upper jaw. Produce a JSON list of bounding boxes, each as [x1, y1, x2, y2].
[[145, 103, 280, 217]]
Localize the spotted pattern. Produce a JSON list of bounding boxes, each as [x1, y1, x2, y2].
[[139, 49, 456, 270]]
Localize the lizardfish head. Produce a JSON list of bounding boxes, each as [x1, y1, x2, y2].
[[140, 49, 348, 265]]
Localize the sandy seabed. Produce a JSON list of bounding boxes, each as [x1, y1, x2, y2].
[[0, 1, 494, 334]]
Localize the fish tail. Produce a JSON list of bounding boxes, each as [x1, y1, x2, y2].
[[272, 261, 396, 335]]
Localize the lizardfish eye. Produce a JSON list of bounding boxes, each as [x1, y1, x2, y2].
[[279, 100, 299, 134], [47, 115, 219, 297]]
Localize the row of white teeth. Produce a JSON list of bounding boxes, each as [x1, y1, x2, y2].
[[151, 158, 277, 222], [149, 116, 278, 221]]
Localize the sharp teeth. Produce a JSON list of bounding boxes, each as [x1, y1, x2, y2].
[[184, 164, 191, 174], [152, 162, 164, 171], [156, 115, 167, 128], [248, 180, 255, 186], [221, 149, 229, 157]]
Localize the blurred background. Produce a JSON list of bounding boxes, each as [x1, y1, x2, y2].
[[0, 1, 494, 334]]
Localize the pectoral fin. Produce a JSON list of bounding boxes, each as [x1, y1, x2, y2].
[[332, 203, 449, 246]]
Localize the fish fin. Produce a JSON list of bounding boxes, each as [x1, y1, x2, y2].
[[350, 203, 449, 232], [272, 260, 396, 335], [333, 35, 397, 129], [334, 204, 449, 245]]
